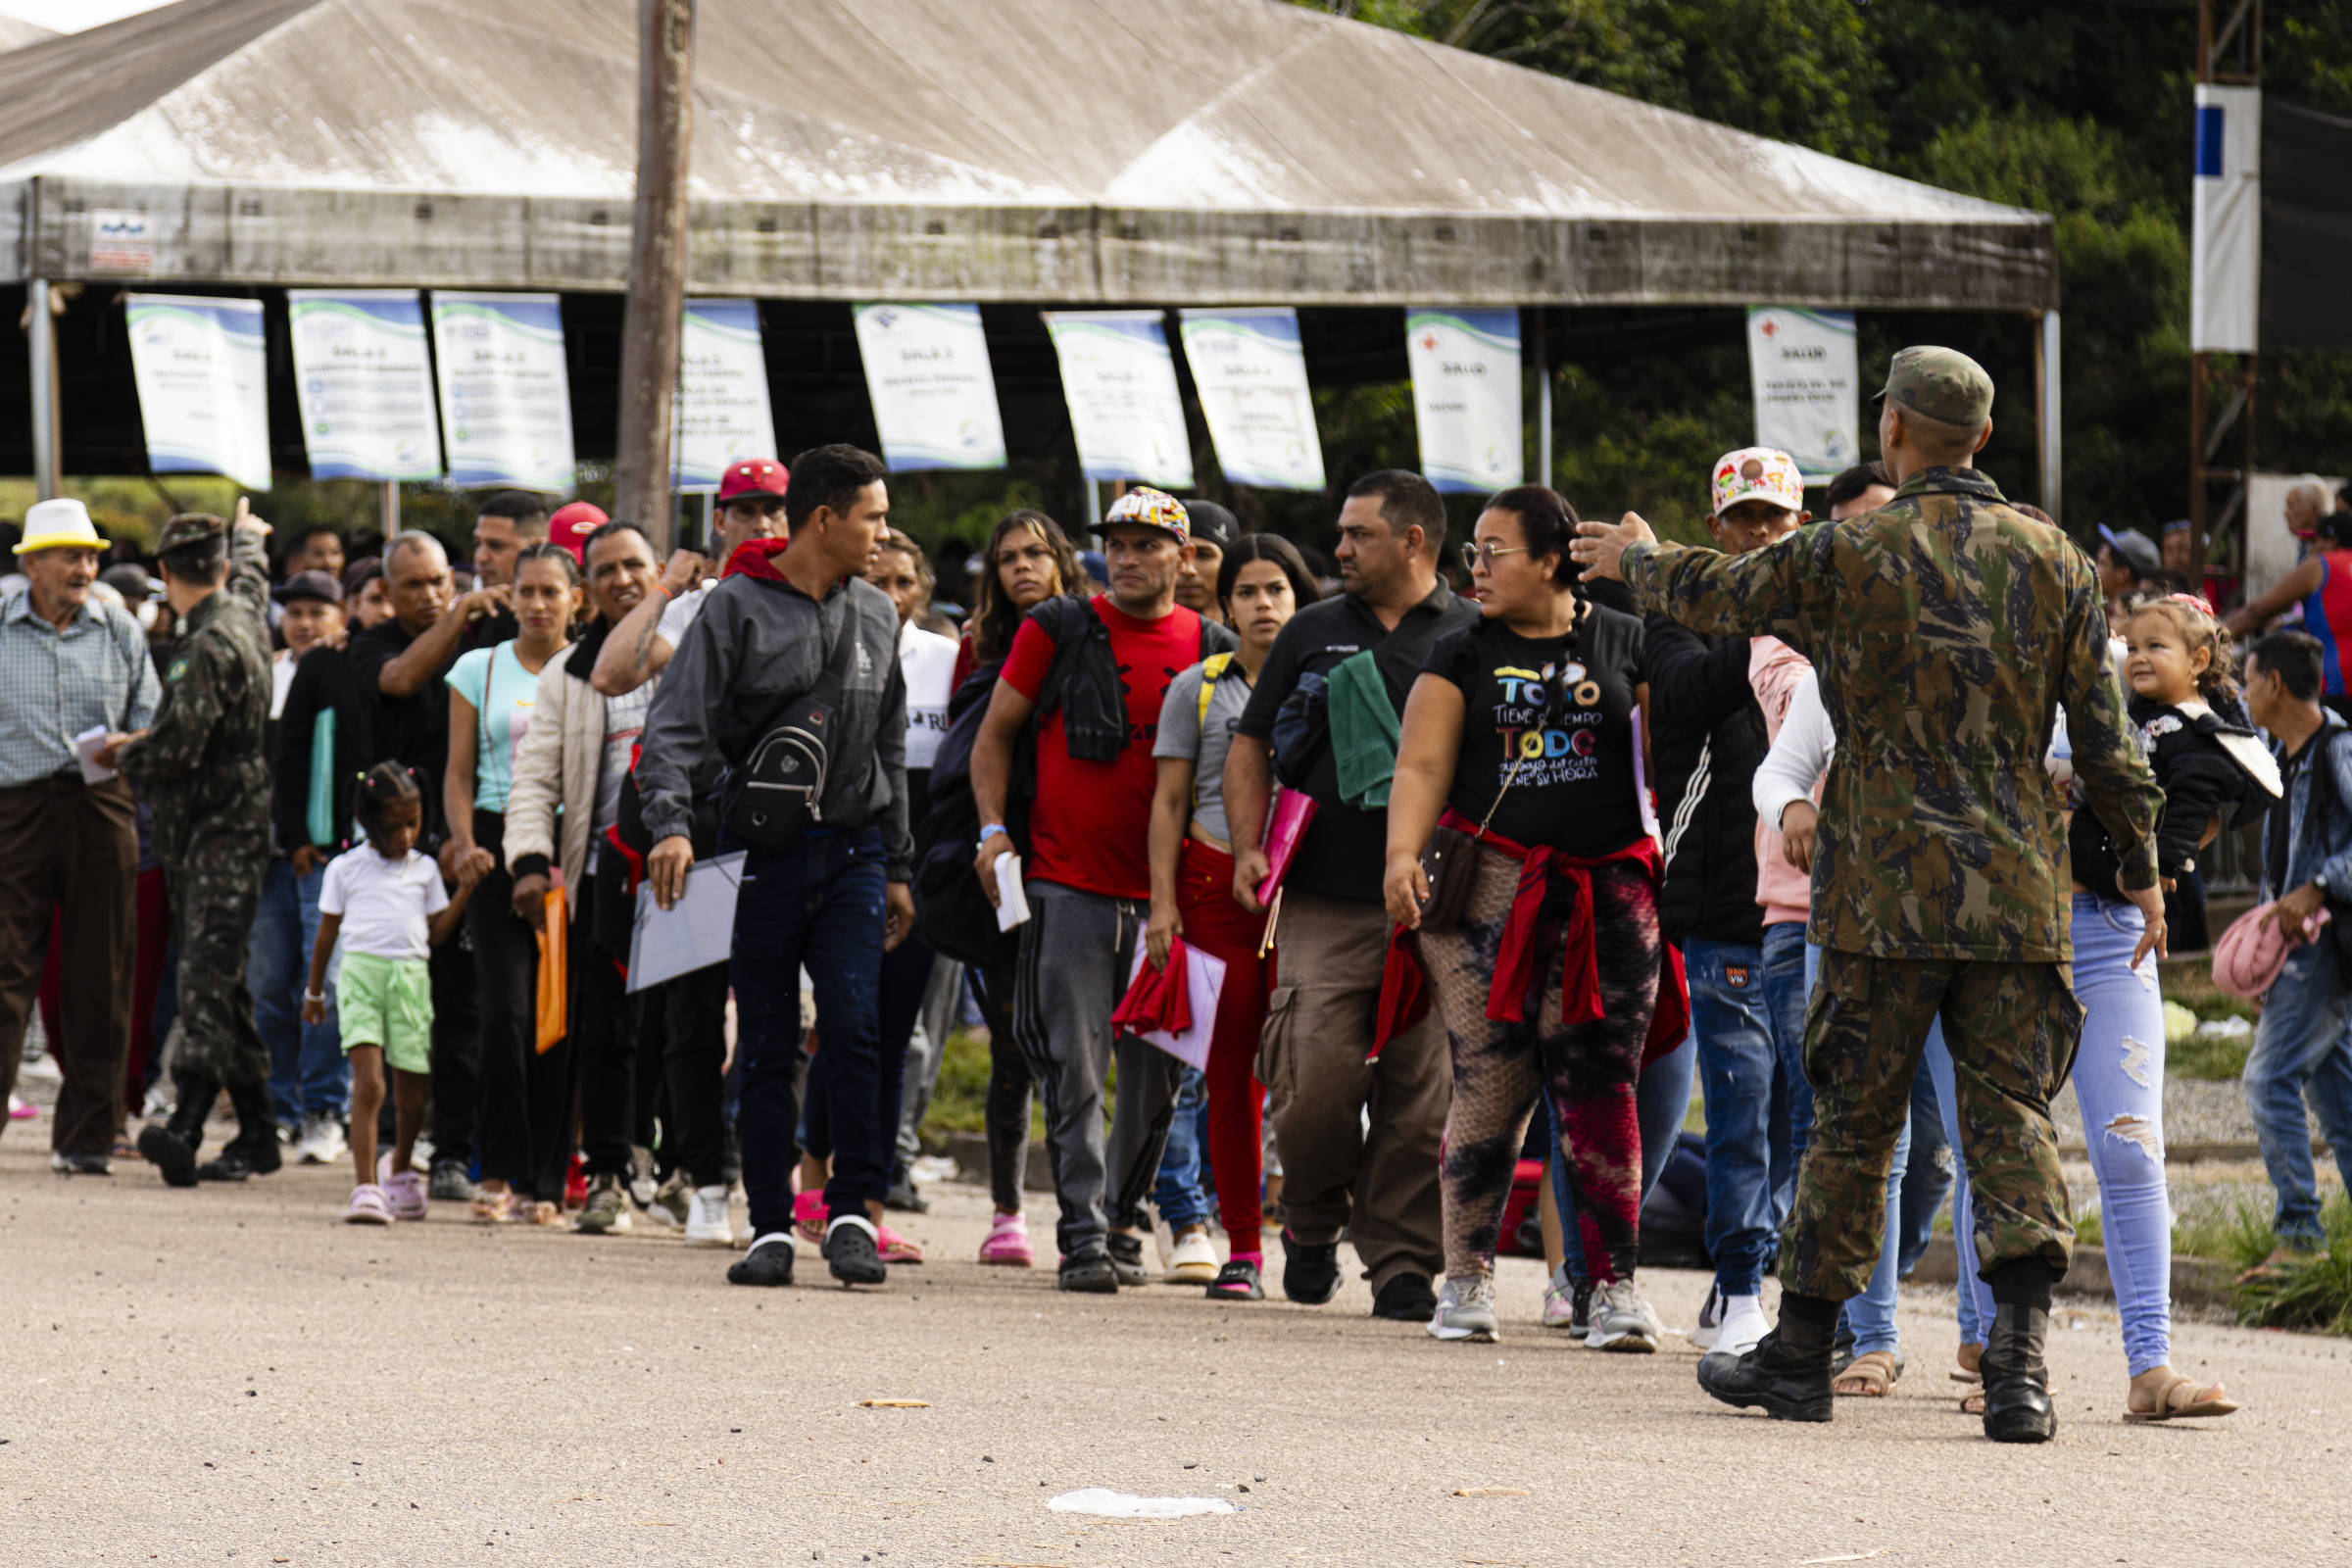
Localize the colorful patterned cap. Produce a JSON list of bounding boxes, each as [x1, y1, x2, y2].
[[1710, 448, 1805, 518], [1102, 486, 1190, 543]]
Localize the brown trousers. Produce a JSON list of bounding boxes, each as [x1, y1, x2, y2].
[[0, 774, 138, 1155], [1259, 888, 1449, 1290]]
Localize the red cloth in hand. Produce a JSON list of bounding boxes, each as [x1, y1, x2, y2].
[[1112, 939, 1194, 1037]]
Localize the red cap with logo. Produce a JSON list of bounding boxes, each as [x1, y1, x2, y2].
[[547, 501, 609, 564], [717, 459, 789, 503]]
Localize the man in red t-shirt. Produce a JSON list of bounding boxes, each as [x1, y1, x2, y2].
[[971, 488, 1234, 1293]]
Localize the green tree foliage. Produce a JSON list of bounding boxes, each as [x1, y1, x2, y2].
[[1308, 0, 2352, 540]]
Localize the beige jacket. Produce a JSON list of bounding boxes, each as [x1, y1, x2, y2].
[[505, 642, 606, 891]]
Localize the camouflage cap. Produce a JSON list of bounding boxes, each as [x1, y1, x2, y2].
[[1875, 346, 1993, 427], [154, 512, 227, 556]]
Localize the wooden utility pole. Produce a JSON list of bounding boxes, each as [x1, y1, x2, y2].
[[614, 0, 696, 551]]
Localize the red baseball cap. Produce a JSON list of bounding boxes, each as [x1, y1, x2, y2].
[[547, 501, 609, 564], [717, 459, 789, 503]]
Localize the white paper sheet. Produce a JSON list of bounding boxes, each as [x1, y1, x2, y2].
[[1120, 943, 1228, 1073], [73, 725, 114, 784], [995, 853, 1031, 930], [625, 852, 745, 994]]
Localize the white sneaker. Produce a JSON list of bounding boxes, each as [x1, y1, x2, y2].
[[1427, 1276, 1500, 1343], [1585, 1279, 1661, 1352], [1713, 1292, 1770, 1356], [1690, 1280, 1725, 1351], [1541, 1263, 1579, 1330], [1167, 1226, 1218, 1284], [296, 1115, 346, 1166], [684, 1184, 736, 1248]]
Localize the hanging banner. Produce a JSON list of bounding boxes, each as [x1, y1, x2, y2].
[[286, 290, 443, 481], [852, 302, 1007, 472], [429, 291, 576, 491], [123, 294, 272, 491], [672, 299, 781, 490], [1176, 308, 1325, 491], [1744, 307, 1860, 479], [1041, 310, 1194, 489], [2192, 83, 2262, 354], [1404, 308, 1520, 494]]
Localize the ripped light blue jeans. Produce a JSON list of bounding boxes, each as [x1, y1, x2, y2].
[[1935, 894, 2174, 1375]]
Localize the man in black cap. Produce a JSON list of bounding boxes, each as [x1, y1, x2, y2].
[[104, 508, 280, 1186], [252, 569, 353, 1162], [1175, 500, 1239, 627]]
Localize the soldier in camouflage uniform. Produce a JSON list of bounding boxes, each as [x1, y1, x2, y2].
[[120, 511, 277, 1188], [1573, 347, 2165, 1444]]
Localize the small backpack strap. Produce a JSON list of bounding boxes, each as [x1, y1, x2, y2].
[[1197, 651, 1234, 726]]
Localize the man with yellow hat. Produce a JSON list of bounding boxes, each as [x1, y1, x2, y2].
[[104, 509, 277, 1187], [0, 499, 160, 1173]]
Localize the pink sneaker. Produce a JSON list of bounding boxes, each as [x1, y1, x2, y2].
[[877, 1224, 925, 1264], [793, 1190, 827, 1247], [978, 1211, 1034, 1267], [376, 1153, 428, 1221], [344, 1184, 393, 1225], [8, 1093, 35, 1120]]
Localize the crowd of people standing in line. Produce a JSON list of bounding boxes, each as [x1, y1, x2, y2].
[[7, 344, 2352, 1445]]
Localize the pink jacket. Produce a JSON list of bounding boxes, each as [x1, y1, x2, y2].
[[1749, 636, 1816, 928]]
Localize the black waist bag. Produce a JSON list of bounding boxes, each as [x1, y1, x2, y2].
[[719, 593, 858, 853]]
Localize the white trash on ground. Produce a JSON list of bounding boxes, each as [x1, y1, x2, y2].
[[1047, 1489, 1238, 1519]]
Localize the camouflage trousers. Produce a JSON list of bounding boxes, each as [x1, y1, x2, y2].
[[1780, 950, 2081, 1300], [159, 827, 270, 1091]]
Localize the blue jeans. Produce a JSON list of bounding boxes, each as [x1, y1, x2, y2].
[[1152, 1065, 1212, 1231], [1685, 938, 1791, 1296], [1897, 1066, 1953, 1277], [1804, 941, 1914, 1356], [728, 827, 890, 1241], [2243, 932, 2352, 1248], [1760, 920, 1812, 1186], [1553, 1026, 1696, 1281], [249, 856, 345, 1128]]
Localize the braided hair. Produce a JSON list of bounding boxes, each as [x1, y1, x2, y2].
[[354, 761, 423, 846]]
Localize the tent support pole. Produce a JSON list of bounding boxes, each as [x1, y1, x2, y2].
[[380, 479, 399, 536], [1530, 306, 1550, 486], [29, 277, 58, 501], [2034, 309, 2062, 521], [614, 0, 696, 553]]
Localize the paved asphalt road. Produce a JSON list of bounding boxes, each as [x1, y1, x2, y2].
[[2, 1127, 2347, 1567]]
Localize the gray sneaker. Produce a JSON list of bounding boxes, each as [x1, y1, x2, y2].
[[575, 1172, 631, 1234], [640, 1170, 693, 1229], [1427, 1275, 1499, 1343], [1586, 1279, 1662, 1352], [426, 1161, 474, 1203]]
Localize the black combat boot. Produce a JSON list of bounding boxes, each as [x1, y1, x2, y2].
[[197, 1082, 283, 1182], [1982, 1260, 2058, 1444], [1695, 1290, 1837, 1423], [136, 1073, 218, 1188]]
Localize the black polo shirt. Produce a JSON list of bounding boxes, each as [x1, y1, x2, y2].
[[1237, 580, 1477, 902]]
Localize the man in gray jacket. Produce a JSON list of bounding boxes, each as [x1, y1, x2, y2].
[[636, 444, 914, 1291]]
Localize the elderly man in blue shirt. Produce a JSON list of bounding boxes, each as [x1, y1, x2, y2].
[[0, 499, 159, 1174]]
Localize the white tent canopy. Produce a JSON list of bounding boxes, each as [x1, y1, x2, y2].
[[0, 0, 2052, 309]]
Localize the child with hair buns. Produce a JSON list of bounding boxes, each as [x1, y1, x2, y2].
[[303, 763, 482, 1225]]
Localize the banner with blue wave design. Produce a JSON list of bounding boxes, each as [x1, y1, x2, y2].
[[429, 292, 575, 490], [288, 290, 443, 482], [124, 294, 272, 491], [853, 303, 1006, 473], [1405, 308, 1521, 495]]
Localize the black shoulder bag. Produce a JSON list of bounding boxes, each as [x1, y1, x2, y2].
[[718, 592, 862, 852]]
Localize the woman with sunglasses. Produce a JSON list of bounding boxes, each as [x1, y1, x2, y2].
[[1384, 485, 1672, 1348]]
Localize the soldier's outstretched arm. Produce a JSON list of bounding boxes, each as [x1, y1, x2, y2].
[[1610, 524, 1824, 645], [226, 506, 270, 615]]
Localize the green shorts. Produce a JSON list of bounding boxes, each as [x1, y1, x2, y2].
[[337, 952, 434, 1076]]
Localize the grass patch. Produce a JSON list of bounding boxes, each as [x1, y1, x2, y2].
[[2169, 1027, 2254, 1082], [2230, 1198, 2352, 1334], [920, 1028, 1046, 1143]]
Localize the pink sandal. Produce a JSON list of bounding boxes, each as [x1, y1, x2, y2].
[[344, 1184, 393, 1226], [793, 1190, 827, 1247], [977, 1211, 1034, 1267], [376, 1154, 428, 1222], [877, 1224, 925, 1264]]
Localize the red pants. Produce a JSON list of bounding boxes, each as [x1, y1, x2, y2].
[[1177, 839, 1270, 1250]]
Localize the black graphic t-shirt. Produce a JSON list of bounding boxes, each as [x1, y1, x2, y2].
[[1423, 604, 1649, 855]]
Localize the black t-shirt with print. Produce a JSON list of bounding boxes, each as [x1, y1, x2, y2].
[[1422, 604, 1648, 856]]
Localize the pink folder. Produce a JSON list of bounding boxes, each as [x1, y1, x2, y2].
[[1256, 789, 1318, 906]]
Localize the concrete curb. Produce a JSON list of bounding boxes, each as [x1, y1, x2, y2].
[[1908, 1234, 2239, 1311]]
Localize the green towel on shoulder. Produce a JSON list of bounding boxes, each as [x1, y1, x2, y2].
[[1328, 649, 1402, 809]]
